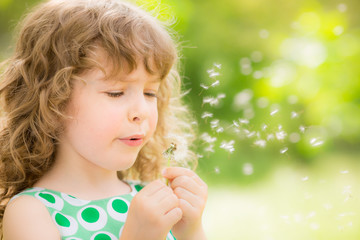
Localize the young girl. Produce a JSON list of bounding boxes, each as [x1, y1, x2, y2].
[[0, 0, 207, 239]]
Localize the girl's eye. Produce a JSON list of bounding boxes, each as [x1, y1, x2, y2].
[[106, 92, 124, 98], [145, 92, 157, 98]]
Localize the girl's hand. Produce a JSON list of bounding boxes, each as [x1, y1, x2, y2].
[[120, 180, 182, 240], [162, 167, 208, 240]]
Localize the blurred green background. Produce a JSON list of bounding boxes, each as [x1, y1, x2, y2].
[[1, 0, 360, 239]]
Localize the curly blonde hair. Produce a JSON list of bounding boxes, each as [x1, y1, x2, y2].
[[0, 0, 196, 224]]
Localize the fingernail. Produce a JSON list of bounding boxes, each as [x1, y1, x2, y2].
[[161, 168, 167, 176]]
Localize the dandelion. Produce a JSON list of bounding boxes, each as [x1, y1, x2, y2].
[[280, 147, 288, 154], [201, 112, 213, 119], [220, 140, 235, 153], [243, 163, 254, 175], [254, 139, 266, 148]]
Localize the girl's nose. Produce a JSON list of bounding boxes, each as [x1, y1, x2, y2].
[[128, 95, 148, 123]]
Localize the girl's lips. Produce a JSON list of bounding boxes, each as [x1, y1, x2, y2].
[[118, 135, 145, 147]]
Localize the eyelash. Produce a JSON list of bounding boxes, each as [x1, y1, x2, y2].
[[106, 92, 157, 98]]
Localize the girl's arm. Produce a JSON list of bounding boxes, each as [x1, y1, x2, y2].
[[162, 167, 208, 240], [3, 196, 60, 240]]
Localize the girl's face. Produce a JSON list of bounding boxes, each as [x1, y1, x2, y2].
[[58, 54, 160, 172]]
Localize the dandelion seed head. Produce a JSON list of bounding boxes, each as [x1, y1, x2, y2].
[[254, 139, 266, 148], [289, 132, 301, 143], [259, 29, 270, 39], [280, 147, 288, 154], [243, 163, 254, 175], [257, 97, 269, 108], [338, 3, 347, 12]]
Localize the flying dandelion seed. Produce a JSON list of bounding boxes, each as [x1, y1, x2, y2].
[[276, 131, 287, 140], [243, 163, 254, 175], [280, 147, 288, 154], [204, 144, 215, 153], [254, 139, 266, 148], [217, 93, 226, 99], [210, 119, 220, 129], [340, 170, 349, 174], [342, 185, 352, 202], [253, 70, 263, 79], [211, 80, 220, 87], [232, 120, 240, 127], [220, 140, 235, 153], [261, 124, 268, 131], [214, 166, 221, 174], [214, 63, 222, 69], [239, 118, 250, 124], [270, 109, 279, 116], [244, 130, 256, 138], [299, 125, 306, 133], [310, 138, 324, 147], [209, 71, 220, 78], [216, 127, 224, 133], [201, 112, 213, 119], [200, 132, 217, 143], [200, 83, 209, 90], [267, 133, 275, 141], [301, 176, 309, 181], [291, 111, 299, 119], [203, 97, 219, 106]]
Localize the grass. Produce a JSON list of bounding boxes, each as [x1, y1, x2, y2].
[[202, 151, 360, 240]]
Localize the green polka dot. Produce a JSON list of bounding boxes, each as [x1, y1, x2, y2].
[[55, 213, 70, 227], [94, 233, 112, 240], [112, 199, 128, 213], [134, 184, 144, 192], [39, 193, 56, 204], [81, 207, 99, 223]]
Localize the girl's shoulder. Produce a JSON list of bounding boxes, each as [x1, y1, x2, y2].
[[3, 193, 60, 238]]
